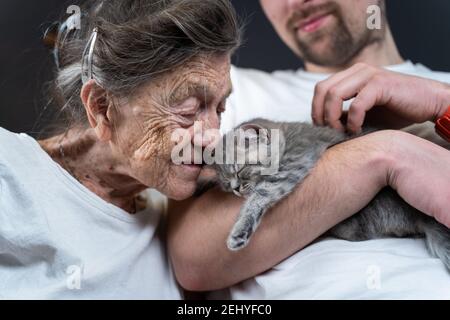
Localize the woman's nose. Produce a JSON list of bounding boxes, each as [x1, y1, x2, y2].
[[192, 114, 221, 147], [199, 109, 221, 131]]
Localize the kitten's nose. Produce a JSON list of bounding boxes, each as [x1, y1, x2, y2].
[[230, 180, 239, 190], [230, 180, 241, 197]]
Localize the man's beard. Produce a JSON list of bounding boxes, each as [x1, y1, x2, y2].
[[293, 6, 380, 67]]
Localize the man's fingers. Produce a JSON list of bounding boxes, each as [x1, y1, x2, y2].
[[322, 67, 379, 131], [323, 88, 345, 131], [347, 84, 380, 134], [312, 63, 367, 126]]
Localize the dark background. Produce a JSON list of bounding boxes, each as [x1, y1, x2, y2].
[[1, 0, 449, 135]]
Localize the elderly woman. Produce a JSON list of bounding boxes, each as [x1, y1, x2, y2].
[[0, 0, 239, 298], [2, 0, 450, 301]]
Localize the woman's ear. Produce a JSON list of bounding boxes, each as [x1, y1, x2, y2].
[[80, 80, 112, 141]]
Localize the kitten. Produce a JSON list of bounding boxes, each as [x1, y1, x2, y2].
[[211, 118, 450, 269]]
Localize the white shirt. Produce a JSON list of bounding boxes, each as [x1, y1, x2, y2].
[[223, 61, 450, 148], [214, 61, 450, 299], [0, 128, 182, 299]]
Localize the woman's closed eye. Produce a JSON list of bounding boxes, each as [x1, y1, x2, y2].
[[173, 97, 202, 122], [180, 97, 200, 109]]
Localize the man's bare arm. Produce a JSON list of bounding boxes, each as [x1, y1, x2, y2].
[[168, 131, 394, 291]]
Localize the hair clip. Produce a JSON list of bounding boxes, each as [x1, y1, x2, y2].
[[43, 13, 82, 70], [43, 22, 59, 49], [43, 22, 62, 69], [81, 27, 99, 84]]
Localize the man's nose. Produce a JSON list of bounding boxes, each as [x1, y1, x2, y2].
[[287, 0, 313, 11]]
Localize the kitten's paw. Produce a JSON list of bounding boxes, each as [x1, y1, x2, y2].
[[227, 225, 253, 251], [227, 233, 249, 251]]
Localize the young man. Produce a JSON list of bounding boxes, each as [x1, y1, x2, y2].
[[168, 0, 450, 299], [222, 0, 450, 145]]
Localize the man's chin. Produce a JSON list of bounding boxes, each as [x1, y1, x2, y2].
[[294, 18, 342, 53], [296, 26, 334, 50], [296, 34, 347, 67]]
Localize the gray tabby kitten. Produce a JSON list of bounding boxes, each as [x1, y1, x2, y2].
[[212, 118, 450, 270]]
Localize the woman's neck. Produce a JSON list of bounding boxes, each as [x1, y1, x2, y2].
[[38, 128, 148, 213]]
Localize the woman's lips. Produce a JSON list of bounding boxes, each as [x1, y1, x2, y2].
[[172, 163, 203, 180], [297, 13, 331, 33], [181, 164, 203, 174]]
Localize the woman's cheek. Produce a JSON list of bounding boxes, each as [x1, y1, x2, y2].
[[132, 132, 171, 164]]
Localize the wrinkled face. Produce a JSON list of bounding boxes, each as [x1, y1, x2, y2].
[[259, 0, 385, 67], [108, 54, 232, 200]]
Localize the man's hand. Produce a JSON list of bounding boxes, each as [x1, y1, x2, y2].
[[312, 63, 450, 133], [386, 131, 450, 228]]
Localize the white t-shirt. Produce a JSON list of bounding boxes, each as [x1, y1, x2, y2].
[[0, 128, 182, 299], [214, 61, 450, 299]]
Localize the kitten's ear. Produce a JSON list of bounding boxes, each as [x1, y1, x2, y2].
[[239, 123, 270, 145], [240, 123, 264, 132]]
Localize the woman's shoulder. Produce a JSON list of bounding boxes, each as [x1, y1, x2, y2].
[[0, 126, 16, 141], [0, 126, 22, 143], [0, 127, 18, 161], [0, 127, 38, 167]]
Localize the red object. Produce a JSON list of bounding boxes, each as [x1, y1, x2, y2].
[[436, 106, 450, 142]]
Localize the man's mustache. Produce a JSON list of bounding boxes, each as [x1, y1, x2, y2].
[[287, 1, 339, 31]]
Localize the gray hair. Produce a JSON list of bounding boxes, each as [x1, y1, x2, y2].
[[46, 0, 241, 135]]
